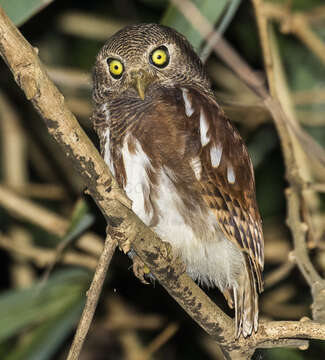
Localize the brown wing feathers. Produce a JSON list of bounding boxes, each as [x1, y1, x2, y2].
[[184, 89, 264, 335], [193, 91, 264, 285]]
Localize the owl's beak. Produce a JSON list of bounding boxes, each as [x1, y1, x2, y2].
[[131, 69, 151, 100]]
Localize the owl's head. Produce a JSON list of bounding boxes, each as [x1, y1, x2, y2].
[[93, 23, 210, 102]]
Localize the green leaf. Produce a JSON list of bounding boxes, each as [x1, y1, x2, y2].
[[39, 198, 94, 285], [161, 0, 230, 51], [275, 25, 325, 149], [4, 304, 83, 360], [64, 199, 94, 244], [268, 0, 324, 12], [0, 269, 90, 343], [0, 0, 54, 26], [266, 347, 305, 360]]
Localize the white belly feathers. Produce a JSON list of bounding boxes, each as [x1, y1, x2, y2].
[[106, 133, 244, 290]]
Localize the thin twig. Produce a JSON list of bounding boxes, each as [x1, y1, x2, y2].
[[8, 227, 35, 288], [58, 12, 129, 41], [8, 183, 66, 200], [0, 92, 28, 187], [67, 234, 116, 360], [0, 184, 103, 256], [264, 260, 295, 289], [263, 2, 325, 66], [309, 183, 325, 193], [0, 185, 68, 236], [0, 232, 98, 269], [200, 0, 241, 62]]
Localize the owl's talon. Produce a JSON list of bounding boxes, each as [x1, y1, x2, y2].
[[106, 224, 133, 254], [129, 251, 154, 284], [119, 238, 132, 254], [160, 241, 173, 261], [173, 255, 187, 275]]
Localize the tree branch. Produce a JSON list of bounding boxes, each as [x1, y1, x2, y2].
[[263, 2, 325, 67], [67, 234, 117, 360]]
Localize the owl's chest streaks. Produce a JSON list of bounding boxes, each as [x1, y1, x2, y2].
[[108, 86, 200, 169], [106, 86, 209, 231]]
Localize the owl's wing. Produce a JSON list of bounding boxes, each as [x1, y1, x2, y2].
[[184, 88, 264, 294]]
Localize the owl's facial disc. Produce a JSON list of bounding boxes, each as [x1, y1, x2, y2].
[[130, 68, 154, 100]]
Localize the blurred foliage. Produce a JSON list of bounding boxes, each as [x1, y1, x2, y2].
[[161, 0, 229, 51], [0, 0, 53, 26], [0, 269, 89, 360], [1, 0, 325, 359]]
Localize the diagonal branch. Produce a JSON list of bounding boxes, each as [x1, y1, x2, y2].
[[67, 234, 116, 360]]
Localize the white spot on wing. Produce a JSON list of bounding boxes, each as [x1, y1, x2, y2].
[[200, 108, 210, 146], [182, 88, 194, 117], [227, 165, 236, 184], [190, 157, 202, 180], [210, 144, 222, 168]]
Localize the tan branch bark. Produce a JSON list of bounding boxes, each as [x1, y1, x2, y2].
[[67, 234, 117, 360]]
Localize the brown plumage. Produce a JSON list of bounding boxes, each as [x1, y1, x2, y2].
[[92, 23, 264, 337]]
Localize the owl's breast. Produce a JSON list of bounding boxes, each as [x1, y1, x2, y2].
[[115, 132, 244, 290], [103, 85, 206, 228]]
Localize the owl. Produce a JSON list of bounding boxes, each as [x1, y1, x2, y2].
[[92, 23, 264, 337]]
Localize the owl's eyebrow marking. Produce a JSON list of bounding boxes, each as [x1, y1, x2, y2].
[[210, 144, 222, 168], [190, 156, 202, 180], [227, 165, 236, 184], [199, 108, 210, 146], [182, 88, 194, 117]]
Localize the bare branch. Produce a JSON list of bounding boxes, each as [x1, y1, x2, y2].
[[67, 234, 116, 360], [263, 2, 325, 66]]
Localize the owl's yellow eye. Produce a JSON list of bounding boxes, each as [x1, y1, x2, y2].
[[149, 46, 169, 68], [107, 58, 124, 79]]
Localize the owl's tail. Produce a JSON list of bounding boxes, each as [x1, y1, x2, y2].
[[224, 255, 259, 338]]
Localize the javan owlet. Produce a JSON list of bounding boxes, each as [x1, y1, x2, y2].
[[92, 23, 264, 337]]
